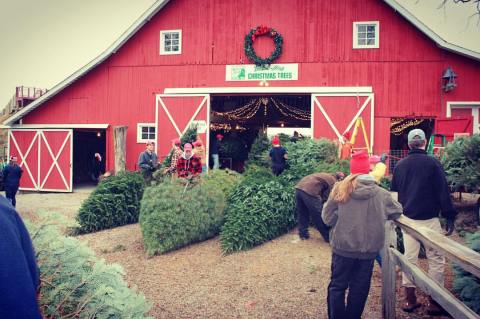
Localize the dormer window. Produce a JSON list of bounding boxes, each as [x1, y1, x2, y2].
[[160, 30, 182, 55], [353, 22, 379, 49]]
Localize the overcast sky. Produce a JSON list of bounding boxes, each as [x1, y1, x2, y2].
[[0, 0, 479, 110]]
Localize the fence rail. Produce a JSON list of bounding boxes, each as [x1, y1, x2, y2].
[[382, 216, 480, 319]]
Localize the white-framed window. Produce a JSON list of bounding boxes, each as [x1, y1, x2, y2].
[[137, 123, 156, 143], [159, 30, 182, 55], [353, 21, 379, 49]]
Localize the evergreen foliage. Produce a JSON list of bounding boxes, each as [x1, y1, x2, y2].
[[76, 171, 145, 234], [220, 179, 295, 254], [28, 222, 152, 318], [219, 136, 248, 161], [442, 134, 480, 192], [140, 181, 225, 256], [246, 132, 270, 168], [201, 169, 243, 198], [453, 231, 480, 314]]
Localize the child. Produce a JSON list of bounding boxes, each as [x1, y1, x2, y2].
[[322, 151, 402, 319], [193, 139, 207, 172], [269, 135, 288, 176]]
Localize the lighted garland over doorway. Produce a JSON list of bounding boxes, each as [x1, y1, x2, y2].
[[244, 25, 283, 67]]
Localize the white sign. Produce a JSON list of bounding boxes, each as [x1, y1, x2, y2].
[[192, 120, 207, 133], [226, 63, 298, 81]]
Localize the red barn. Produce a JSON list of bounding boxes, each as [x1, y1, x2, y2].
[[4, 0, 480, 192]]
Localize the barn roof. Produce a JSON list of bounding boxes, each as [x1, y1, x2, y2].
[[4, 0, 479, 126]]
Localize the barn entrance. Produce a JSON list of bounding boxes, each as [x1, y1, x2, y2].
[[209, 95, 311, 171], [72, 129, 106, 185]]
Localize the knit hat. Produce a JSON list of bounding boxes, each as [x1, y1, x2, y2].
[[343, 131, 351, 140], [216, 134, 223, 139], [407, 128, 426, 143], [172, 138, 181, 145], [272, 135, 280, 145], [184, 143, 193, 151], [350, 151, 370, 174], [369, 155, 381, 164]]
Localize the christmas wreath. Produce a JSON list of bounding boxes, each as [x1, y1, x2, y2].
[[244, 25, 283, 67]]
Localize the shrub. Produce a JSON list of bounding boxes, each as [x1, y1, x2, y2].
[[76, 171, 145, 234], [140, 181, 225, 256], [241, 164, 275, 185], [28, 222, 151, 318], [219, 136, 248, 161], [246, 132, 270, 168], [220, 179, 295, 254], [201, 169, 243, 198], [453, 231, 480, 314], [442, 134, 480, 192]]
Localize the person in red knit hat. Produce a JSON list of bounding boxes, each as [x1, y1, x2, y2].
[[322, 149, 402, 319], [176, 143, 202, 179], [269, 135, 288, 176]]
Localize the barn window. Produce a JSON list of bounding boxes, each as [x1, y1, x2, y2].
[[137, 123, 156, 143], [160, 30, 182, 55], [353, 21, 379, 49]]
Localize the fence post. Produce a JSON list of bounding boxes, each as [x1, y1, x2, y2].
[[382, 220, 397, 319]]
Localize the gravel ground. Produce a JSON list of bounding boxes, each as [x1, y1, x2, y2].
[[15, 189, 473, 319]]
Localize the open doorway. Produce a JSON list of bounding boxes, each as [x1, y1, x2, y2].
[[73, 129, 106, 186], [209, 95, 311, 172], [389, 117, 434, 170]]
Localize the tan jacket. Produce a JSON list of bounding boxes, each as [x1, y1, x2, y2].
[[295, 173, 337, 201]]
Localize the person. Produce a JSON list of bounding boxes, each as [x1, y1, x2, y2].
[[295, 172, 345, 242], [369, 154, 388, 183], [290, 131, 304, 143], [193, 138, 207, 173], [138, 141, 159, 182], [210, 133, 223, 169], [391, 128, 457, 315], [339, 132, 353, 160], [269, 135, 288, 176], [165, 138, 183, 175], [322, 150, 403, 319], [91, 153, 103, 183], [176, 143, 202, 179], [2, 156, 23, 207], [0, 196, 42, 318]]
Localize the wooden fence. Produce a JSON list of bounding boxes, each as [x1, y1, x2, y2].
[[382, 216, 480, 319]]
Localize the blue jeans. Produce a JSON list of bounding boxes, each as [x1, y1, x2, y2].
[[327, 253, 374, 319], [212, 154, 219, 169]]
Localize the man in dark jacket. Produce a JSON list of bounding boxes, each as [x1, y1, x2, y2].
[[138, 141, 159, 182], [295, 172, 344, 242], [0, 196, 42, 318], [2, 156, 23, 207], [391, 128, 457, 316]]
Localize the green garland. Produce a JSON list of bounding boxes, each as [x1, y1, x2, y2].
[[244, 25, 283, 67]]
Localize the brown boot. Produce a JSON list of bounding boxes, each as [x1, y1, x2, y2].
[[427, 297, 449, 316], [402, 287, 421, 312]]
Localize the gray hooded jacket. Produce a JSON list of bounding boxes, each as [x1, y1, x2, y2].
[[322, 175, 402, 259]]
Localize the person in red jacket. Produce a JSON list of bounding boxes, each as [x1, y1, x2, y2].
[[176, 143, 202, 179]]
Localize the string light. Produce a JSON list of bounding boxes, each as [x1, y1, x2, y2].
[[390, 118, 425, 136]]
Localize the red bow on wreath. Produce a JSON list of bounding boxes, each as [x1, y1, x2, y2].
[[251, 25, 272, 42]]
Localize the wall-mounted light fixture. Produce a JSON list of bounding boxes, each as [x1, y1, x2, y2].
[[442, 66, 457, 92]]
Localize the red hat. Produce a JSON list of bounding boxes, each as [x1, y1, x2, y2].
[[172, 138, 181, 145], [216, 134, 223, 139], [343, 132, 351, 139], [350, 151, 370, 174], [184, 143, 193, 151], [193, 140, 202, 147], [369, 155, 381, 164], [272, 135, 280, 145]]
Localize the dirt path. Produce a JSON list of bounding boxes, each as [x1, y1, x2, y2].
[[15, 190, 461, 318]]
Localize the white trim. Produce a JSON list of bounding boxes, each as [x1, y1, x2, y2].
[[313, 99, 342, 139], [310, 94, 315, 140], [9, 130, 39, 189], [344, 96, 372, 133], [39, 130, 71, 191], [181, 96, 207, 135], [9, 124, 109, 129], [159, 29, 182, 55], [446, 101, 480, 135], [155, 96, 159, 155], [136, 123, 157, 143], [158, 97, 182, 136], [353, 21, 380, 49], [163, 87, 373, 95], [370, 94, 375, 150], [383, 0, 480, 62], [206, 95, 211, 170]]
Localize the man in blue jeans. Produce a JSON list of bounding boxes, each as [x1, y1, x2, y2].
[[2, 156, 23, 207], [210, 133, 223, 169]]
